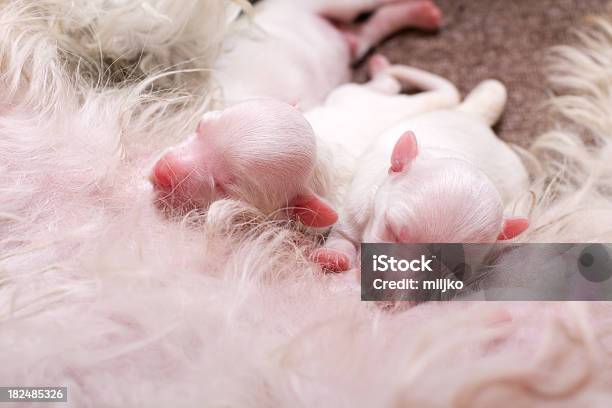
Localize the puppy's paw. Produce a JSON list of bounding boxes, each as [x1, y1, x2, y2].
[[312, 248, 351, 273], [404, 0, 442, 31]]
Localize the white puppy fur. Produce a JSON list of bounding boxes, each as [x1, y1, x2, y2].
[[306, 58, 461, 199]]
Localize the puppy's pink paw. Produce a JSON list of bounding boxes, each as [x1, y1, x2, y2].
[[409, 1, 442, 31], [312, 248, 351, 273]]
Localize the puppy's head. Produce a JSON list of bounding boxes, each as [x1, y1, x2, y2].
[[363, 131, 527, 243], [151, 99, 337, 227]]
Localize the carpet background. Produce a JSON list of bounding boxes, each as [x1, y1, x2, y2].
[[353, 0, 611, 146]]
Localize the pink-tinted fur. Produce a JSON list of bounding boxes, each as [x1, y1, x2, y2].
[[2, 2, 612, 406]]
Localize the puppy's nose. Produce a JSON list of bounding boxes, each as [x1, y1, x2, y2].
[[150, 155, 190, 190], [151, 160, 173, 189]]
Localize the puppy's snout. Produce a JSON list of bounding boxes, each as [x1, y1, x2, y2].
[[150, 154, 191, 191], [151, 160, 172, 189]]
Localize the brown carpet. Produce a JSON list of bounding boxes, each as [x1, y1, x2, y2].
[[357, 0, 611, 146]]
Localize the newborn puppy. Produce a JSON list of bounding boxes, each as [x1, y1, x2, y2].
[[315, 80, 530, 272], [151, 98, 337, 227], [215, 0, 442, 108]]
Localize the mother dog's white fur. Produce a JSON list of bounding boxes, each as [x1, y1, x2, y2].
[[0, 2, 611, 406]]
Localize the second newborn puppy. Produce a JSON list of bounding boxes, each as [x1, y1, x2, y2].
[[215, 0, 442, 108], [315, 80, 530, 272]]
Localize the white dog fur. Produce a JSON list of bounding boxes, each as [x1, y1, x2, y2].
[[0, 2, 612, 407]]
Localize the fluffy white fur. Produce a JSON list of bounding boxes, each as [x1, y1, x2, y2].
[[1, 3, 612, 407], [34, 0, 241, 89]]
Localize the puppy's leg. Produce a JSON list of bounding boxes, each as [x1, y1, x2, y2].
[[457, 80, 508, 127], [367, 63, 461, 112], [365, 54, 403, 94], [317, 0, 400, 23], [312, 229, 358, 273], [384, 65, 458, 95], [341, 0, 442, 60]]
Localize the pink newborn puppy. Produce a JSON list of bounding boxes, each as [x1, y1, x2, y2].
[[151, 98, 337, 227], [315, 80, 531, 272], [215, 0, 442, 108]]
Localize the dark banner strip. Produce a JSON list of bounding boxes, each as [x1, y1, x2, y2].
[[360, 243, 612, 301]]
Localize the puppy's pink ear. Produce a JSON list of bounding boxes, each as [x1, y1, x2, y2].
[[497, 217, 529, 240], [390, 131, 419, 173], [289, 193, 338, 228]]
